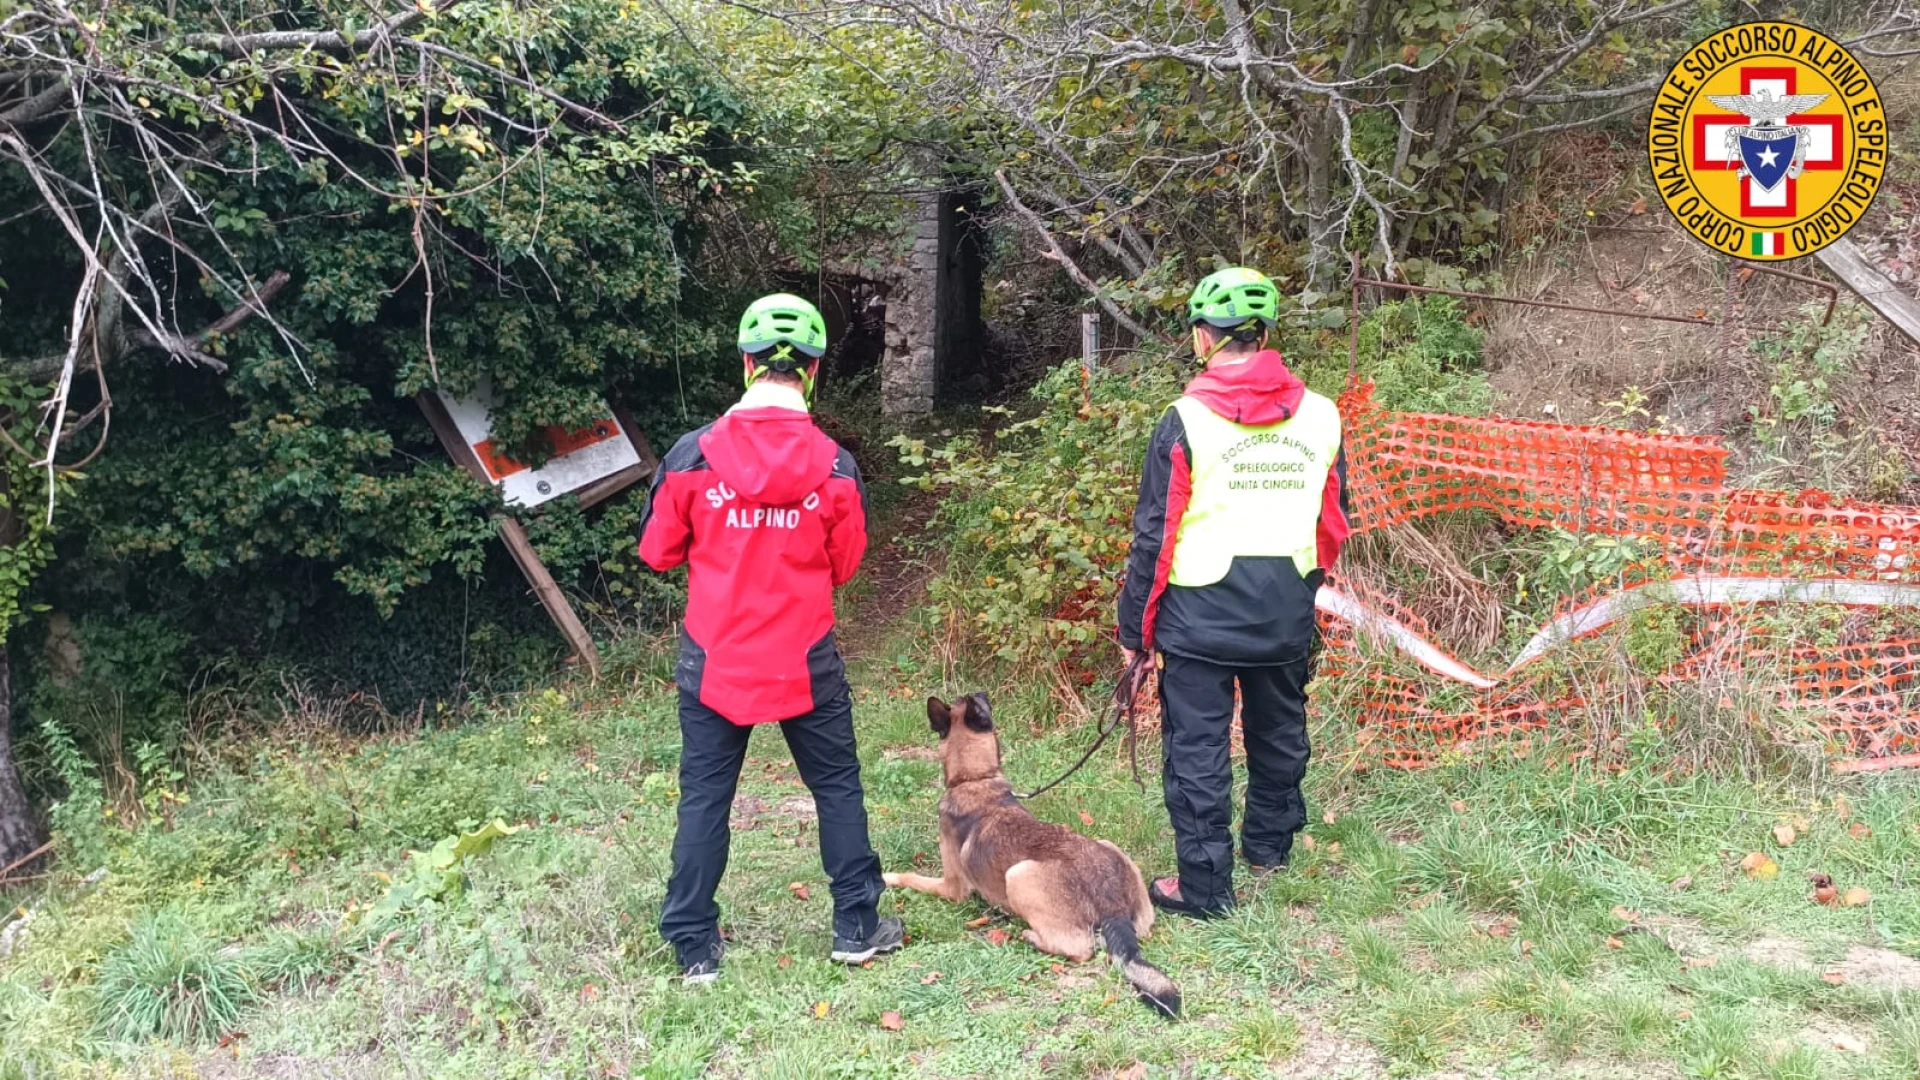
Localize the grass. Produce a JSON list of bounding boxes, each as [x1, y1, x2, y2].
[[4, 606, 1920, 1078]]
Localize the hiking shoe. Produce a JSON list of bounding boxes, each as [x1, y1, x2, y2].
[[679, 940, 724, 986], [831, 917, 906, 964], [1149, 877, 1230, 920]]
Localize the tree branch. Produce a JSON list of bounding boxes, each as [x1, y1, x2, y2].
[[0, 77, 72, 129], [127, 269, 292, 373], [994, 169, 1156, 342], [1522, 76, 1663, 104], [184, 3, 450, 58], [1457, 0, 1694, 139]]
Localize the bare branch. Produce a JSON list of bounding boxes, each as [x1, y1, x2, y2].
[[1523, 76, 1663, 105], [183, 2, 446, 58], [127, 269, 292, 373], [0, 78, 71, 129], [1457, 0, 1695, 139], [995, 169, 1156, 342]]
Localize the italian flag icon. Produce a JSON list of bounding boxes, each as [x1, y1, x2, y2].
[[1750, 231, 1783, 256]]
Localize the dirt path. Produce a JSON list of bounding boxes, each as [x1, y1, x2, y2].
[[837, 488, 939, 667]]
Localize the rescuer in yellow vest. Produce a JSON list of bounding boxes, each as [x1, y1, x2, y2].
[[1117, 267, 1351, 918]]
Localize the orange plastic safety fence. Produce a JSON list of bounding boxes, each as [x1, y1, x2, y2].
[[1314, 383, 1920, 772]]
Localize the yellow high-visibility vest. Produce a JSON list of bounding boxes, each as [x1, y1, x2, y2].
[[1167, 392, 1342, 587]]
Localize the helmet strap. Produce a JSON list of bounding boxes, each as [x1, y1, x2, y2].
[[1193, 325, 1227, 364], [744, 343, 820, 403]]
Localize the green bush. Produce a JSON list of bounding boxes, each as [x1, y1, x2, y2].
[[892, 359, 1182, 670], [93, 912, 258, 1045], [897, 296, 1493, 673]]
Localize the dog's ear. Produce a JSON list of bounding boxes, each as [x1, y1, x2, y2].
[[960, 692, 995, 733], [927, 697, 953, 738]]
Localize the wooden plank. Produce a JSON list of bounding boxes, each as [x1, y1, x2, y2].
[[612, 404, 660, 473], [1813, 238, 1920, 347], [417, 391, 491, 483], [497, 516, 603, 679], [417, 392, 604, 679], [573, 462, 649, 510], [1081, 312, 1099, 372]]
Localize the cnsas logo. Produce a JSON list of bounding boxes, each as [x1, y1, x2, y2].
[[1647, 21, 1887, 260]]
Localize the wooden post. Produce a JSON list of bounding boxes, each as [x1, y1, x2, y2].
[[1081, 312, 1099, 374], [495, 516, 602, 680], [1815, 238, 1920, 347], [416, 392, 603, 679]]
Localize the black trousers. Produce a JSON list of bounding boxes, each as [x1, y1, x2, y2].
[[1158, 651, 1313, 911], [659, 687, 884, 963]]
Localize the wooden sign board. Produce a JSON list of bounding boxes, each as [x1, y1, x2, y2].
[[417, 385, 659, 681], [434, 384, 644, 508]]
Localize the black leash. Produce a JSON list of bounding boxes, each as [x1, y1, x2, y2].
[[1016, 653, 1153, 801]]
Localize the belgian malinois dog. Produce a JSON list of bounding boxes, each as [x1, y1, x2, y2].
[[884, 693, 1181, 1018]]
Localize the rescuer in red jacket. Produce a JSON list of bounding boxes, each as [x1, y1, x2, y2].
[[638, 294, 901, 983]]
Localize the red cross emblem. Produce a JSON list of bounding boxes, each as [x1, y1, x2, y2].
[[1691, 67, 1844, 217]]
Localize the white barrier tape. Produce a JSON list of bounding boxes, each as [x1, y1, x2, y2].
[[1314, 587, 1499, 689], [1507, 577, 1920, 674], [1318, 577, 1920, 691]]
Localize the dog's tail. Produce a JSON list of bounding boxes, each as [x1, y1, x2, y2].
[[1098, 917, 1180, 1019]]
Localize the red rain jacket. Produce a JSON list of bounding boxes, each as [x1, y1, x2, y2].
[[638, 387, 867, 723]]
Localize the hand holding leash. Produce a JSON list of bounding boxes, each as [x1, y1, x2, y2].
[[1016, 651, 1153, 801]]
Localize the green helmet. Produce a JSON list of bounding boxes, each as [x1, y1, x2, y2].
[[738, 293, 828, 360], [1187, 267, 1280, 330]]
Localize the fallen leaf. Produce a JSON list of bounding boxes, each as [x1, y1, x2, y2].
[[579, 982, 600, 1003], [1300, 835, 1318, 851], [1449, 800, 1467, 813], [1841, 887, 1871, 907], [1848, 822, 1872, 840], [778, 955, 794, 970], [1773, 824, 1797, 847], [1050, 963, 1068, 975], [880, 1010, 904, 1032], [1736, 266, 1756, 284], [965, 916, 992, 929], [985, 927, 1011, 946], [1717, 696, 1736, 709], [1486, 918, 1514, 939], [1611, 905, 1642, 924], [1078, 811, 1095, 827], [813, 1001, 831, 1019], [1833, 1032, 1868, 1053], [1606, 936, 1625, 950], [1685, 955, 1720, 969], [1822, 971, 1847, 985], [1832, 796, 1853, 822], [1326, 841, 1342, 855], [1670, 875, 1694, 891], [1739, 852, 1779, 880], [1629, 196, 1648, 215], [789, 882, 811, 901], [1520, 939, 1536, 955], [1676, 1009, 1693, 1020], [920, 971, 943, 985], [1630, 287, 1652, 306], [1115, 1064, 1148, 1080], [1323, 810, 1338, 825]]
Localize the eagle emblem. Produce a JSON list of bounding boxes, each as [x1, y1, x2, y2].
[[1704, 88, 1829, 193]]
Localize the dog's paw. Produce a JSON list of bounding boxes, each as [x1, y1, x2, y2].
[[882, 872, 903, 888]]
